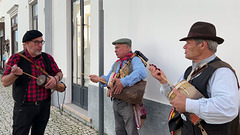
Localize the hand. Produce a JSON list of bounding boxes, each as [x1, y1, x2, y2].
[[11, 64, 23, 77], [89, 75, 100, 83], [45, 76, 57, 89], [111, 78, 123, 95], [148, 65, 167, 84], [170, 88, 187, 113]]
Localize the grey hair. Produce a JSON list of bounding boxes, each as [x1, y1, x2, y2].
[[194, 39, 218, 52]]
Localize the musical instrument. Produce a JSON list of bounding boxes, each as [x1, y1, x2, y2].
[[106, 51, 148, 104], [107, 80, 147, 105], [149, 64, 204, 126], [167, 80, 204, 101], [15, 53, 66, 93], [37, 75, 66, 92], [167, 80, 204, 135]]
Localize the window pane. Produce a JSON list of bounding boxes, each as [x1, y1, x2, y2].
[[33, 3, 38, 17], [15, 16, 18, 24], [72, 0, 81, 85], [11, 18, 14, 26], [84, 5, 90, 87], [33, 18, 37, 30], [32, 3, 38, 30], [14, 30, 18, 53], [72, 0, 91, 87]]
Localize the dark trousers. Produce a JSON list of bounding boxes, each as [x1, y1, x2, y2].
[[113, 98, 139, 135], [12, 99, 51, 135]]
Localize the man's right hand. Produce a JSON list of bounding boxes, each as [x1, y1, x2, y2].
[[11, 64, 23, 77], [148, 65, 167, 84], [89, 75, 100, 83], [1, 64, 23, 87]]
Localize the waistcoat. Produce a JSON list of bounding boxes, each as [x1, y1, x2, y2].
[[12, 51, 51, 105], [182, 57, 238, 135], [112, 60, 133, 78]]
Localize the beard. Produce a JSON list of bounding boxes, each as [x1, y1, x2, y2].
[[28, 48, 42, 57]]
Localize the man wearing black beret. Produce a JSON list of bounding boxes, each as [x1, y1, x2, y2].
[[1, 30, 63, 135]]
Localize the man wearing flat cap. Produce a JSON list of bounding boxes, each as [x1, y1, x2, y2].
[[89, 38, 147, 135], [149, 21, 239, 135], [1, 30, 63, 135]]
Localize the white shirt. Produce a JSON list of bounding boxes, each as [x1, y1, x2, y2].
[[161, 54, 239, 124]]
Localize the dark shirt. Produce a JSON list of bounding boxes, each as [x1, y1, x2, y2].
[[3, 50, 61, 102]]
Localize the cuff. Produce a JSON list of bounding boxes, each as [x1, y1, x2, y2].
[[186, 98, 199, 114]]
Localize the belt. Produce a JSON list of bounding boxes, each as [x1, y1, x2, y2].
[[24, 99, 49, 106]]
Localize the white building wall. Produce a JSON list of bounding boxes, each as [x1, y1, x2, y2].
[[90, 0, 240, 104], [51, 0, 72, 103], [17, 0, 30, 49]]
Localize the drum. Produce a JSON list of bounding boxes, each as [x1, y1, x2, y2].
[[167, 80, 204, 101], [37, 75, 66, 92]]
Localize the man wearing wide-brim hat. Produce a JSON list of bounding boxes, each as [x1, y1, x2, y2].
[[149, 21, 239, 135]]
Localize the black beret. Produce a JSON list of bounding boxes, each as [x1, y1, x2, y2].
[[22, 30, 43, 43], [112, 38, 132, 47]]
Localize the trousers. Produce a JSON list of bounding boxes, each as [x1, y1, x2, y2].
[[12, 99, 51, 135], [113, 98, 138, 135]]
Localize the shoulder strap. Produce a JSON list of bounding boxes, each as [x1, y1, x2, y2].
[[120, 53, 137, 70], [41, 52, 51, 74], [116, 53, 137, 78], [209, 57, 239, 88], [17, 53, 49, 76]]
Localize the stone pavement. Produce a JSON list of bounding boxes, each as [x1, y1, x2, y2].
[[0, 75, 98, 135]]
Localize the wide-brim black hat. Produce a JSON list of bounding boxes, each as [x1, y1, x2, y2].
[[179, 21, 224, 44]]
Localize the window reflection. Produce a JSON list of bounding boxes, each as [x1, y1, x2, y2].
[[72, 0, 90, 87]]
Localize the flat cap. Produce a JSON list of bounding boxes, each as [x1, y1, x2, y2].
[[22, 30, 43, 43], [112, 38, 132, 47]]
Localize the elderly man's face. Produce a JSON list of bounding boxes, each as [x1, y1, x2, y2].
[[25, 37, 43, 57], [183, 39, 203, 62], [114, 44, 130, 59]]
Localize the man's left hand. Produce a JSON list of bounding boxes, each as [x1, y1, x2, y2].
[[45, 76, 57, 89], [112, 78, 124, 95], [170, 88, 187, 113]]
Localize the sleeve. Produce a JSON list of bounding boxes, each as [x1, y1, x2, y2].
[[120, 57, 147, 87], [101, 64, 115, 87], [160, 74, 185, 101], [3, 54, 20, 76], [186, 68, 239, 124], [47, 54, 62, 76]]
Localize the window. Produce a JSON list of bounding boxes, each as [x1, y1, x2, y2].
[[11, 15, 18, 54], [32, 2, 38, 30], [71, 0, 91, 109], [7, 5, 18, 54]]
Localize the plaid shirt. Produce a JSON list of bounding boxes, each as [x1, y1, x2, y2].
[[3, 50, 62, 102]]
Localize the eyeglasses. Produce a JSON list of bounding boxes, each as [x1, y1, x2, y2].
[[31, 40, 45, 45]]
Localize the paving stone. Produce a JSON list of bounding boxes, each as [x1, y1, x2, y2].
[[0, 75, 98, 135]]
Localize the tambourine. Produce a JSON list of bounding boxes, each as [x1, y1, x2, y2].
[[37, 75, 66, 92]]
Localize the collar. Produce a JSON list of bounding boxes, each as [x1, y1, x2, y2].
[[24, 49, 43, 61], [192, 54, 216, 70], [116, 51, 133, 62]]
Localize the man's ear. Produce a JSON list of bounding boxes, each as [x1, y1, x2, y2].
[[201, 41, 208, 48]]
